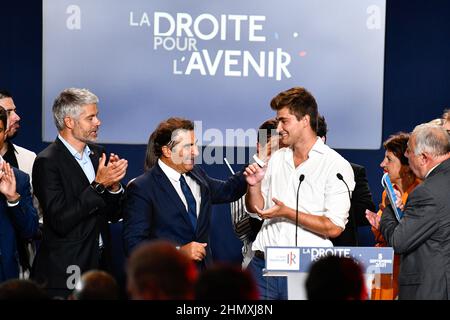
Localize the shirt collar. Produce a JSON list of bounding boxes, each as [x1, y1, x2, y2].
[[158, 158, 182, 182], [284, 136, 326, 164], [58, 134, 91, 161]]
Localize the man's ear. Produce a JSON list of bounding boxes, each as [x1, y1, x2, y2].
[[161, 145, 171, 158], [303, 114, 310, 127], [64, 116, 74, 129]]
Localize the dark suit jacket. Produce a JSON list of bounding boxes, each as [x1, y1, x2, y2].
[[380, 158, 450, 300], [331, 163, 376, 246], [30, 138, 123, 293], [0, 168, 39, 282], [122, 163, 247, 260]]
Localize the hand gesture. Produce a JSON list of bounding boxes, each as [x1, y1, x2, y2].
[[0, 162, 19, 201], [254, 197, 286, 219], [95, 153, 128, 190], [180, 242, 207, 261], [393, 188, 404, 211], [365, 209, 381, 230], [243, 163, 266, 186]]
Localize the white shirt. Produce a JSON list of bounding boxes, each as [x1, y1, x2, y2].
[[252, 137, 355, 251], [158, 159, 201, 217]]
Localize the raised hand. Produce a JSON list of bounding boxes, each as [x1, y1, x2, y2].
[[0, 162, 19, 201], [95, 153, 128, 190], [243, 163, 267, 186]]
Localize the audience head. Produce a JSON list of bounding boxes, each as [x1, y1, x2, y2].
[[306, 255, 367, 300], [316, 114, 328, 142], [70, 270, 119, 300], [147, 117, 197, 174], [195, 264, 259, 300], [442, 108, 450, 131], [0, 279, 49, 300], [380, 132, 415, 184], [405, 123, 450, 179], [126, 240, 197, 300], [52, 88, 100, 143], [256, 118, 285, 162], [270, 87, 318, 147], [0, 89, 21, 139]]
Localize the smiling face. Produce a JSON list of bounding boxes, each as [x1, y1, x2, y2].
[[163, 129, 199, 174], [69, 104, 101, 144], [275, 107, 308, 147]]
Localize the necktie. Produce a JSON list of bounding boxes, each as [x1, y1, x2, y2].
[[179, 175, 197, 230]]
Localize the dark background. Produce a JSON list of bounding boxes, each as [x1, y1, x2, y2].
[[1, 0, 450, 267]]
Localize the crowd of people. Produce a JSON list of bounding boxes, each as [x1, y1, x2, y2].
[[0, 87, 449, 300]]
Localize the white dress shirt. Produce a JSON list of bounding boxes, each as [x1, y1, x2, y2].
[[252, 137, 355, 251], [158, 159, 201, 217]]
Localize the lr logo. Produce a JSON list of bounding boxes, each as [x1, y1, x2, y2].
[[286, 252, 297, 266], [66, 265, 81, 290]]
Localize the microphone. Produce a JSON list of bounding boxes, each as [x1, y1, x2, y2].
[[295, 174, 305, 247], [336, 173, 358, 246]]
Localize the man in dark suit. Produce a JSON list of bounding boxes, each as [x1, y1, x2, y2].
[[123, 117, 248, 266], [380, 123, 450, 299], [0, 107, 39, 282], [316, 115, 376, 246], [31, 88, 128, 297]]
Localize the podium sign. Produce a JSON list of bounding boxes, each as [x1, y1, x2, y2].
[[264, 246, 394, 299], [265, 246, 393, 274]]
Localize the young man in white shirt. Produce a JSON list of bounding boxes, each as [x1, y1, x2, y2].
[[245, 87, 355, 300]]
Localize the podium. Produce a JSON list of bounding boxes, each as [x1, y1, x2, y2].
[[263, 246, 394, 300]]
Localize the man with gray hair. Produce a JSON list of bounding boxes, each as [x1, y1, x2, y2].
[[31, 88, 128, 298], [380, 123, 450, 300]]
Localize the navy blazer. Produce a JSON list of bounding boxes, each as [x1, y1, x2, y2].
[[122, 163, 247, 257], [0, 167, 39, 282]]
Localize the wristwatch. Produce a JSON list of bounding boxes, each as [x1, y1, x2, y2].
[[91, 181, 106, 194]]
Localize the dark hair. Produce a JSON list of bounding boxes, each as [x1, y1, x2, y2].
[[383, 132, 410, 165], [443, 108, 450, 121], [257, 118, 278, 147], [195, 264, 258, 300], [270, 87, 318, 133], [306, 255, 366, 300], [72, 270, 119, 300], [0, 107, 7, 129], [144, 117, 194, 171], [316, 114, 328, 139], [127, 241, 197, 299], [0, 90, 13, 99], [0, 279, 49, 300]]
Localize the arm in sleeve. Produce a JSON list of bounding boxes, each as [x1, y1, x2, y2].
[[8, 172, 39, 239], [351, 165, 376, 226], [205, 169, 248, 204], [32, 156, 106, 237], [122, 181, 152, 256], [380, 186, 438, 254]]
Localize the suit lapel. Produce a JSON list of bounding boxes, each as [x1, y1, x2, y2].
[[154, 164, 193, 228], [55, 138, 90, 186]]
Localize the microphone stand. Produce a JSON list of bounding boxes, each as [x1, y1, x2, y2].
[[295, 174, 305, 247], [336, 173, 358, 246]]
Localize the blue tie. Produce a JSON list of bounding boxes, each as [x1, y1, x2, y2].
[[179, 175, 197, 230]]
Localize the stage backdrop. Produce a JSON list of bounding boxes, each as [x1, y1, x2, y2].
[[43, 0, 386, 150]]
